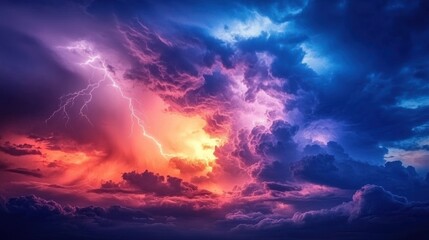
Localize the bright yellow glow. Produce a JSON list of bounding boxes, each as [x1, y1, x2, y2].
[[176, 127, 224, 162], [132, 87, 226, 171]]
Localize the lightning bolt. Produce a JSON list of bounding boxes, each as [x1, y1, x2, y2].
[[46, 41, 176, 159]]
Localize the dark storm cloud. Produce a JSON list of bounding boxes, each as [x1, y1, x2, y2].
[[294, 185, 413, 223], [298, 0, 429, 73], [234, 121, 299, 167], [122, 25, 232, 84], [291, 154, 429, 200], [237, 33, 312, 94], [0, 142, 41, 156], [235, 121, 300, 182], [230, 185, 429, 239], [175, 72, 234, 110], [122, 170, 212, 197], [3, 195, 71, 217], [0, 194, 230, 240], [92, 170, 213, 197], [264, 182, 301, 192], [0, 195, 186, 240], [257, 160, 290, 182], [293, 0, 429, 163], [2, 185, 429, 240], [303, 141, 351, 161], [238, 121, 299, 164]]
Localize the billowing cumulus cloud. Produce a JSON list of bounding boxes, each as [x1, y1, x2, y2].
[[0, 0, 429, 239], [291, 154, 429, 200], [228, 185, 429, 239], [2, 185, 429, 239], [92, 170, 213, 197]]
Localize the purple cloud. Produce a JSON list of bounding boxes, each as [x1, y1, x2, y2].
[[0, 142, 41, 156], [92, 170, 213, 197]]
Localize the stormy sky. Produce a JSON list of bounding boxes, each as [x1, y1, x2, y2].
[[1, 0, 429, 239]]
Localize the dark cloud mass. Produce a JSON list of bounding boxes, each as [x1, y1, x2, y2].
[[93, 170, 213, 197], [0, 142, 41, 156], [233, 185, 429, 239], [0, 0, 429, 239], [1, 185, 429, 240], [291, 154, 429, 200]]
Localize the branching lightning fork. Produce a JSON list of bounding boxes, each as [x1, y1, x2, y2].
[[46, 41, 176, 159]]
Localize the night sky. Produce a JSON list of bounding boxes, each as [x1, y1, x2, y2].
[[1, 0, 429, 239]]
